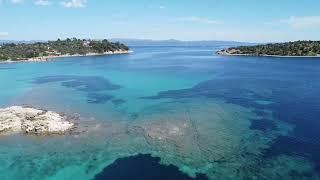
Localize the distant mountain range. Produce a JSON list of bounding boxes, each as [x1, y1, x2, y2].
[[110, 39, 255, 47], [1, 39, 255, 47], [0, 40, 46, 44]]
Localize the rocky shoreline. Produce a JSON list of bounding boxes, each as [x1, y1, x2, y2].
[[0, 50, 132, 64], [217, 50, 320, 58], [0, 106, 75, 136], [217, 48, 320, 58]]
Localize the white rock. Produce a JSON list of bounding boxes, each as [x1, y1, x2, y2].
[[0, 106, 74, 135]]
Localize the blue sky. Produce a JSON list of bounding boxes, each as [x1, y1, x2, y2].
[[0, 0, 320, 42]]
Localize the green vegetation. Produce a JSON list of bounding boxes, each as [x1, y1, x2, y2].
[[219, 41, 320, 56], [0, 38, 130, 61]]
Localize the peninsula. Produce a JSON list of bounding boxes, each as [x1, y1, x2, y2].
[[217, 41, 320, 57], [0, 38, 130, 62]]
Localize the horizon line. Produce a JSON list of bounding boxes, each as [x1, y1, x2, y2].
[[0, 38, 319, 44]]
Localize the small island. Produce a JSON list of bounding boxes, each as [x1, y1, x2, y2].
[[217, 41, 320, 57], [0, 38, 130, 62], [0, 106, 74, 135]]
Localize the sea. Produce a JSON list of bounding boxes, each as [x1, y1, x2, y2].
[[0, 44, 319, 180]]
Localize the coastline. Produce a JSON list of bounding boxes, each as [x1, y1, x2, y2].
[[0, 50, 132, 64], [216, 51, 320, 58]]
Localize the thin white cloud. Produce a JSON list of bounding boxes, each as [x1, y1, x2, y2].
[[283, 16, 320, 28], [61, 0, 86, 8], [176, 16, 218, 24], [0, 32, 9, 36], [268, 16, 320, 29], [147, 4, 166, 10], [35, 0, 51, 6], [11, 0, 23, 4]]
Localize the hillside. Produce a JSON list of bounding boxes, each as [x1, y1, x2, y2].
[[217, 41, 320, 57], [0, 38, 130, 61]]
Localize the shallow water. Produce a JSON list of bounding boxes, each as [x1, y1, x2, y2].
[[0, 45, 320, 180]]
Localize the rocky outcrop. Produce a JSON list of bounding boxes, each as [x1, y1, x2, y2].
[[0, 106, 74, 135]]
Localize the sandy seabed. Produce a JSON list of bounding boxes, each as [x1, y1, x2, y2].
[[0, 99, 317, 180]]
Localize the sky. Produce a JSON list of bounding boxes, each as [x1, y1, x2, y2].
[[0, 0, 320, 42]]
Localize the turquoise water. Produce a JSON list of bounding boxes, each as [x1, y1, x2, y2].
[[0, 46, 320, 179]]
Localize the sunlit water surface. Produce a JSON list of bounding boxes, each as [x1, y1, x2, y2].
[[0, 46, 320, 180]]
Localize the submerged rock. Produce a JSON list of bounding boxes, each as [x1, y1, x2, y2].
[[0, 106, 74, 135]]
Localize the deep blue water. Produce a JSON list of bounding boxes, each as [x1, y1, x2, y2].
[[0, 46, 320, 179], [144, 54, 320, 173], [94, 154, 208, 180]]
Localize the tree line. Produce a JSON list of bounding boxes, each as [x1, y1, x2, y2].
[[0, 38, 130, 61], [224, 41, 320, 56]]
